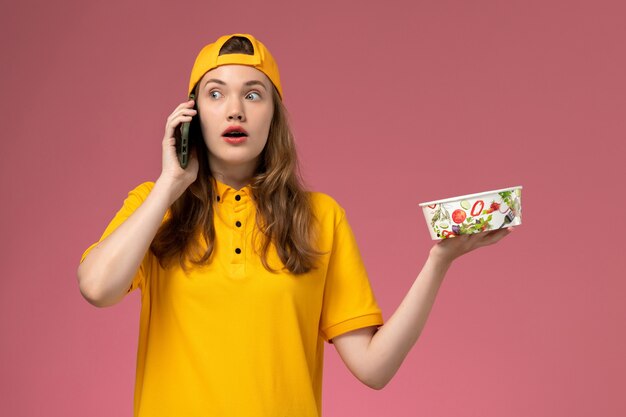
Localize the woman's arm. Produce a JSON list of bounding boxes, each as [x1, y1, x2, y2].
[[332, 228, 514, 389], [77, 178, 176, 308], [78, 100, 200, 308]]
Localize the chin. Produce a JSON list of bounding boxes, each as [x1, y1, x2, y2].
[[210, 152, 262, 167]]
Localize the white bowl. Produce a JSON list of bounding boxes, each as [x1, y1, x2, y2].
[[419, 186, 523, 240]]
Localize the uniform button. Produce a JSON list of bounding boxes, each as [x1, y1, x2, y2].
[[235, 248, 241, 254], [236, 221, 242, 227], [235, 195, 241, 201]]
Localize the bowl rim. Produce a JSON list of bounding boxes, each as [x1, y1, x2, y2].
[[419, 185, 523, 207]]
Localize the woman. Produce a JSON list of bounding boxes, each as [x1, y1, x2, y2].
[[77, 33, 513, 417]]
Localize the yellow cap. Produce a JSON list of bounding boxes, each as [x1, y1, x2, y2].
[[187, 33, 283, 100]]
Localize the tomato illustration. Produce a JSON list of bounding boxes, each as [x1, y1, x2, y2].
[[442, 230, 456, 238], [471, 200, 484, 217], [452, 209, 466, 224], [483, 201, 501, 214]]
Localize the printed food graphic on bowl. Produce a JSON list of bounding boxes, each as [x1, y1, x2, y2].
[[421, 187, 522, 240]]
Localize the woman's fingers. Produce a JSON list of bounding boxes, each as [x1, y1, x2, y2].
[[476, 228, 514, 248], [164, 105, 197, 137], [431, 227, 516, 263], [161, 100, 199, 178]]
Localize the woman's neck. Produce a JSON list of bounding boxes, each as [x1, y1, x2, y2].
[[211, 167, 254, 191]]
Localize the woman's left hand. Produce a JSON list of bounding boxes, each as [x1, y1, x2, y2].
[[429, 227, 516, 265]]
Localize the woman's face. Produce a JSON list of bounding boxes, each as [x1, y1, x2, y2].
[[195, 64, 274, 175]]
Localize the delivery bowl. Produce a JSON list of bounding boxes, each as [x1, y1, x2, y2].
[[419, 186, 523, 240]]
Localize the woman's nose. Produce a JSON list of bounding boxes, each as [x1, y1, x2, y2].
[[228, 100, 245, 121]]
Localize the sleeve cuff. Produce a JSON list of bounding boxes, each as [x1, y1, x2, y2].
[[80, 242, 99, 264], [322, 312, 384, 344]]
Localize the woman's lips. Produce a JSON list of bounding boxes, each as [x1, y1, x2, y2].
[[222, 135, 248, 145]]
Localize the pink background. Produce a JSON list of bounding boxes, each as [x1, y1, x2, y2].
[[1, 0, 624, 416]]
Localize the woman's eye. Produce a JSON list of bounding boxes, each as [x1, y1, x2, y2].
[[208, 91, 260, 100]]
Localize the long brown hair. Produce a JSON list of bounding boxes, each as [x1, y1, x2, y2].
[[150, 36, 324, 275]]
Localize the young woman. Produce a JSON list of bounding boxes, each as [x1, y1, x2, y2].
[[77, 33, 513, 417]]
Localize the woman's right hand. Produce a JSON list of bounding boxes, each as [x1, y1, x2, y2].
[[158, 99, 200, 203]]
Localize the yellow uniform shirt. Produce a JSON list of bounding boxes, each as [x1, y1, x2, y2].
[[80, 180, 384, 417]]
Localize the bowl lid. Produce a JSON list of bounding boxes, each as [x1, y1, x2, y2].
[[419, 185, 523, 207]]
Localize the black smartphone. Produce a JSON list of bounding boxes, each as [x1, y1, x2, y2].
[[175, 92, 196, 169]]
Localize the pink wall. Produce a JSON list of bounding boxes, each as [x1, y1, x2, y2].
[[1, 0, 624, 416]]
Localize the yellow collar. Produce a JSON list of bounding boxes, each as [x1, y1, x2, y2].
[[213, 178, 253, 203]]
